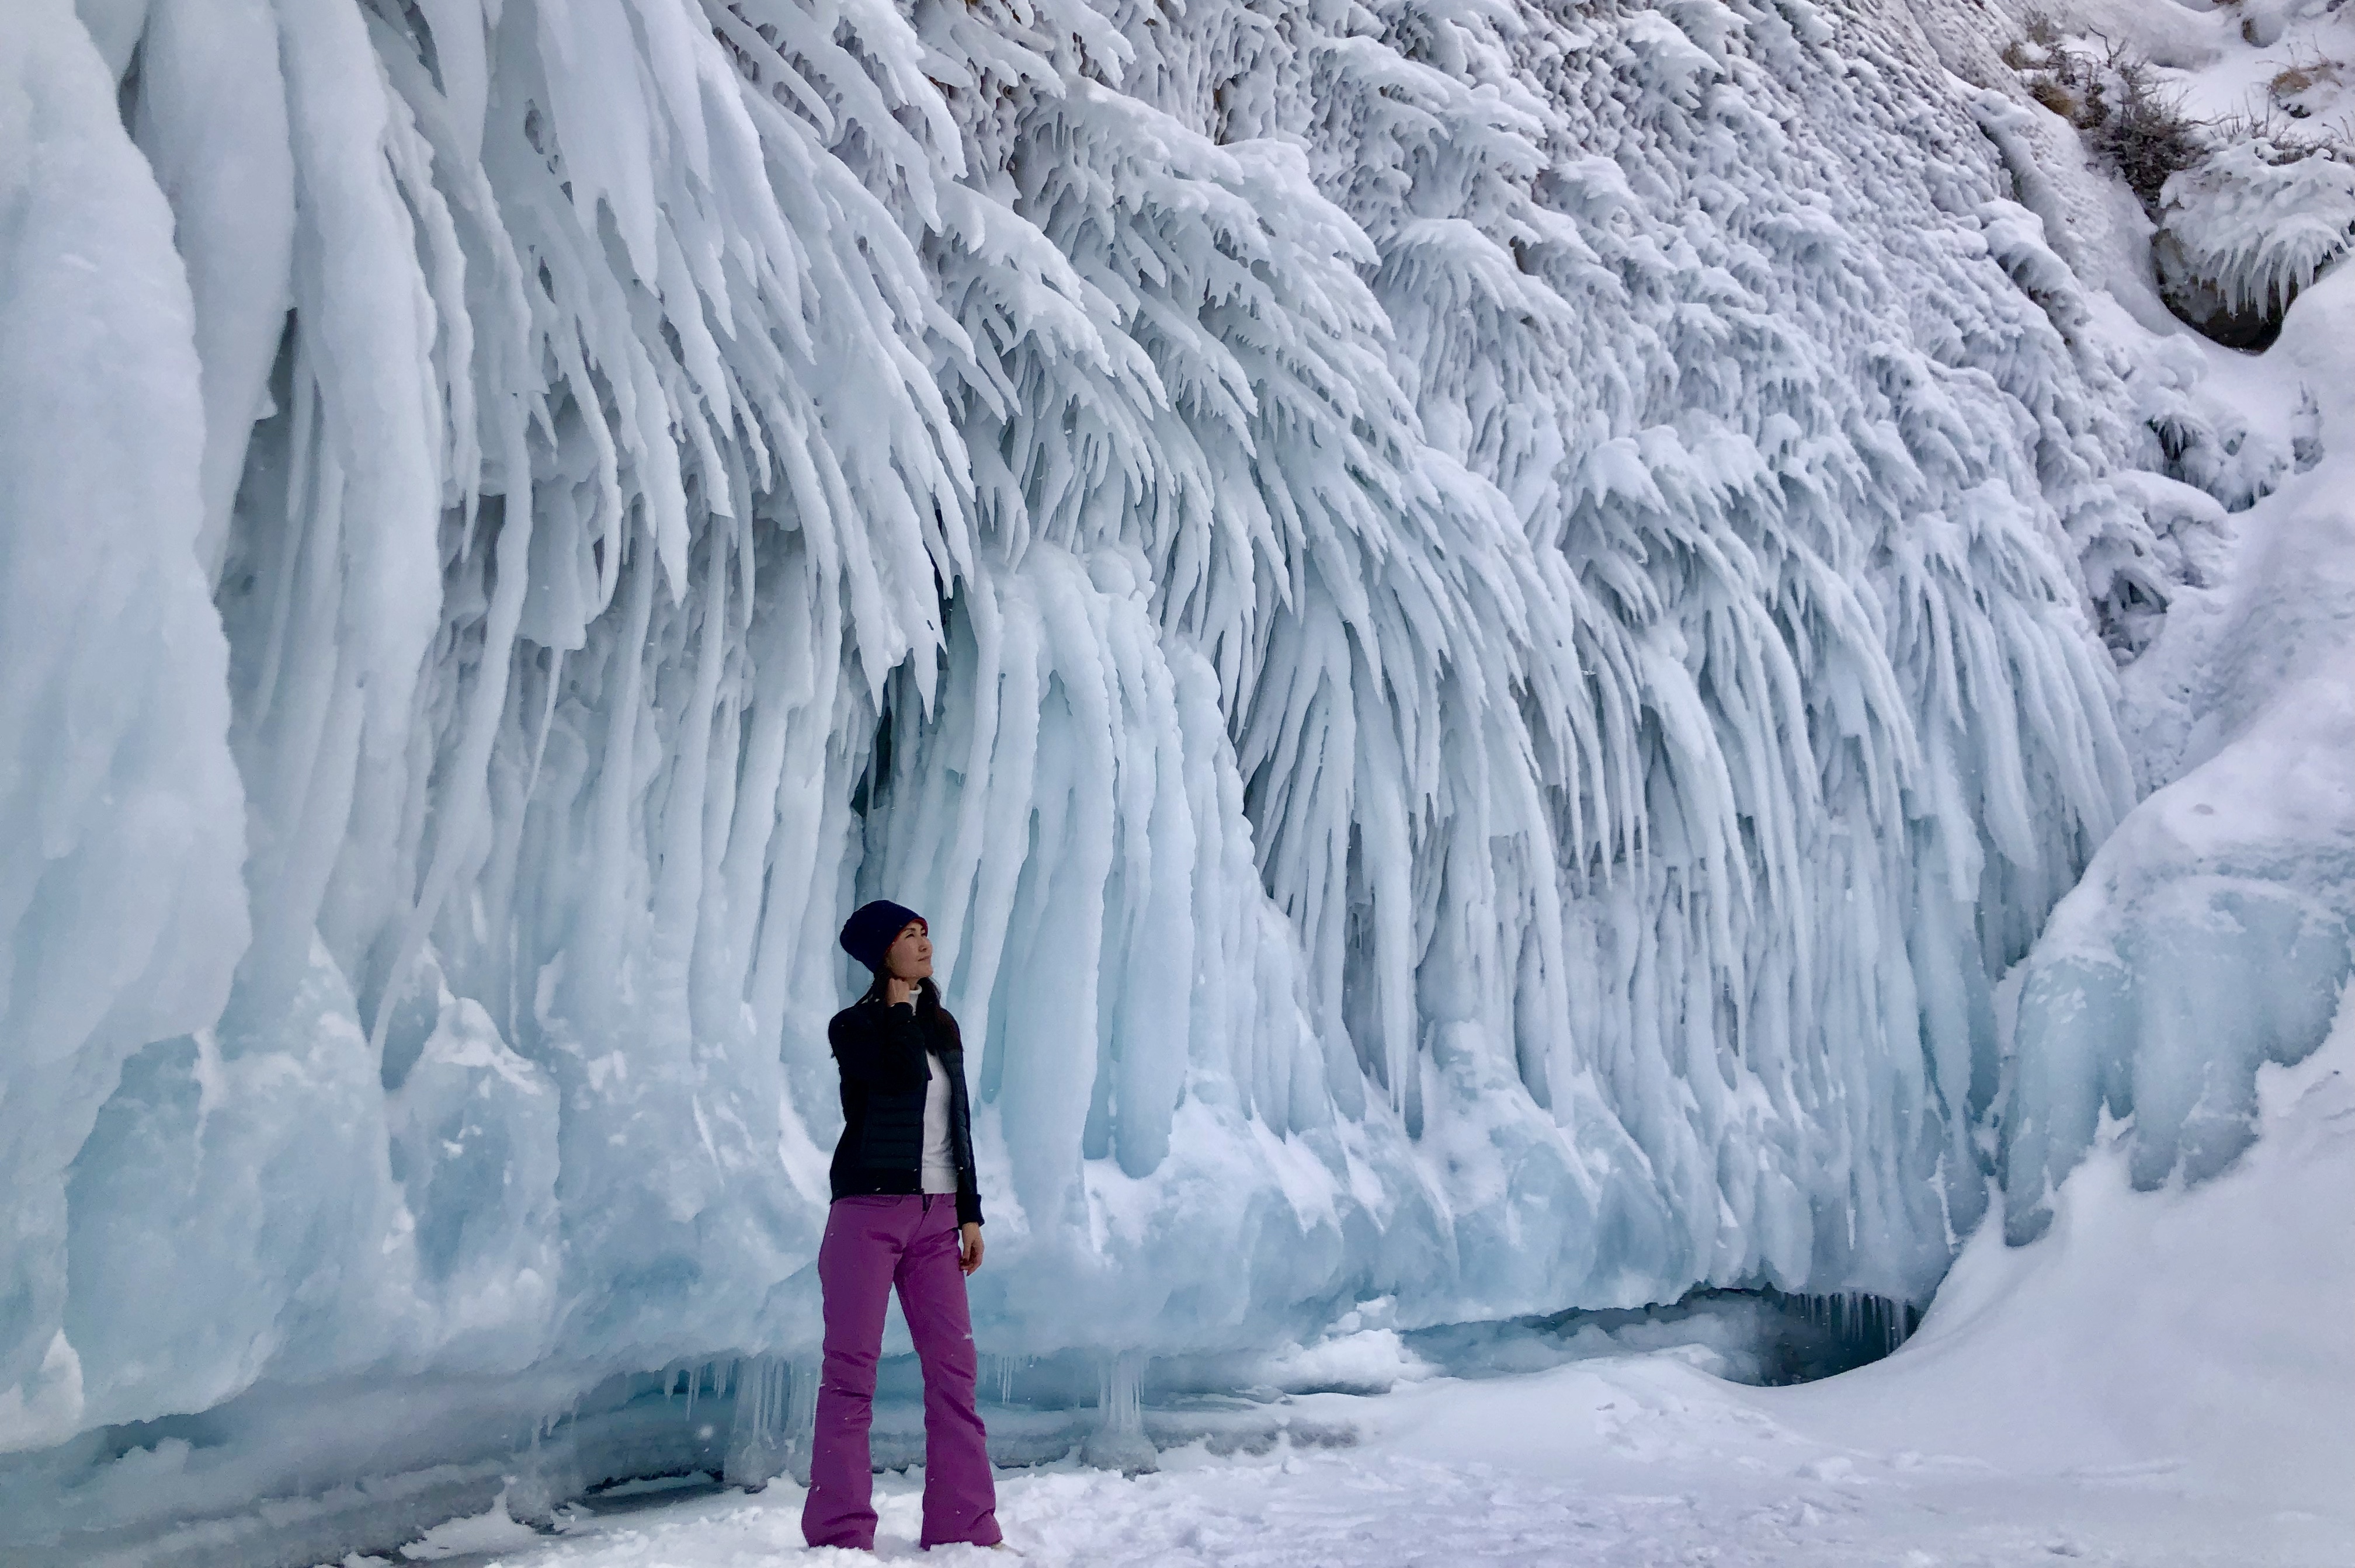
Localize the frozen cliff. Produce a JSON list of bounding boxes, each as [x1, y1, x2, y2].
[[3, 0, 2346, 1549]]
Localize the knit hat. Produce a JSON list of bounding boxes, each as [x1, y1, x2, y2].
[[839, 899, 925, 974]]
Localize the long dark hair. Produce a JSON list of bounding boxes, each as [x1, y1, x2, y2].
[[860, 969, 964, 1053]]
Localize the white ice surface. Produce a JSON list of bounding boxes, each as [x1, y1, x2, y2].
[[342, 1011, 2355, 1567]]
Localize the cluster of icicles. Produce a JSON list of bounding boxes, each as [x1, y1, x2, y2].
[[5, 0, 2192, 1444]]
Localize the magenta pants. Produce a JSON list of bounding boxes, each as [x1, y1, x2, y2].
[[801, 1195, 1001, 1550]]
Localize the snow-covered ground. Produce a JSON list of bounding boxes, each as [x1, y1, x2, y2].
[[353, 1011, 2355, 1567]]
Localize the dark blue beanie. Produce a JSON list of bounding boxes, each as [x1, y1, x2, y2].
[[840, 899, 924, 973]]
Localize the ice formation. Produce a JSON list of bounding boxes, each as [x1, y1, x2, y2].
[[5, 0, 2302, 1497], [2155, 139, 2355, 342]]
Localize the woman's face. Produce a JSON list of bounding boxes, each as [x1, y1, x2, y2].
[[885, 920, 932, 982]]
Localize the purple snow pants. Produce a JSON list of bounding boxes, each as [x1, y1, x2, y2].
[[801, 1195, 1001, 1551]]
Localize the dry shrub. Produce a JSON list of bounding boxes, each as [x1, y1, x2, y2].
[[2086, 51, 2207, 208], [2267, 48, 2342, 116], [2003, 26, 2207, 211], [2029, 77, 2083, 121]]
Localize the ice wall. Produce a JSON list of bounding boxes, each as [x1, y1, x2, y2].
[[0, 5, 249, 1452], [2, 0, 2192, 1456]]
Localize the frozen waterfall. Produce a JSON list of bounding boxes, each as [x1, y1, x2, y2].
[[2, 0, 2274, 1493]]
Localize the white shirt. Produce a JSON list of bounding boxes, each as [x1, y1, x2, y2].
[[921, 1051, 958, 1194]]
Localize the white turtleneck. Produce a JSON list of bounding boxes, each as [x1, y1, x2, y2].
[[921, 1049, 958, 1194]]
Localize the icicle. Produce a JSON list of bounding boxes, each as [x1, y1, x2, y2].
[[1080, 1352, 1156, 1474]]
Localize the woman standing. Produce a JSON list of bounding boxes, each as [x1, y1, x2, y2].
[[803, 900, 1003, 1552]]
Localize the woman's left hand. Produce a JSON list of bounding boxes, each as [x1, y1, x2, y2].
[[959, 1222, 985, 1275]]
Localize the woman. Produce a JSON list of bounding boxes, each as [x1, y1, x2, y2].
[[803, 899, 1002, 1552]]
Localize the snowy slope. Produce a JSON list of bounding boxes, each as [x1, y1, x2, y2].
[[1783, 998, 2355, 1520]]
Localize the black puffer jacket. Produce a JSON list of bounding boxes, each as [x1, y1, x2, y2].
[[825, 995, 983, 1227]]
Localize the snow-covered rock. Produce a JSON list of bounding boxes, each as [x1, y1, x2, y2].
[[2156, 140, 2355, 347]]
